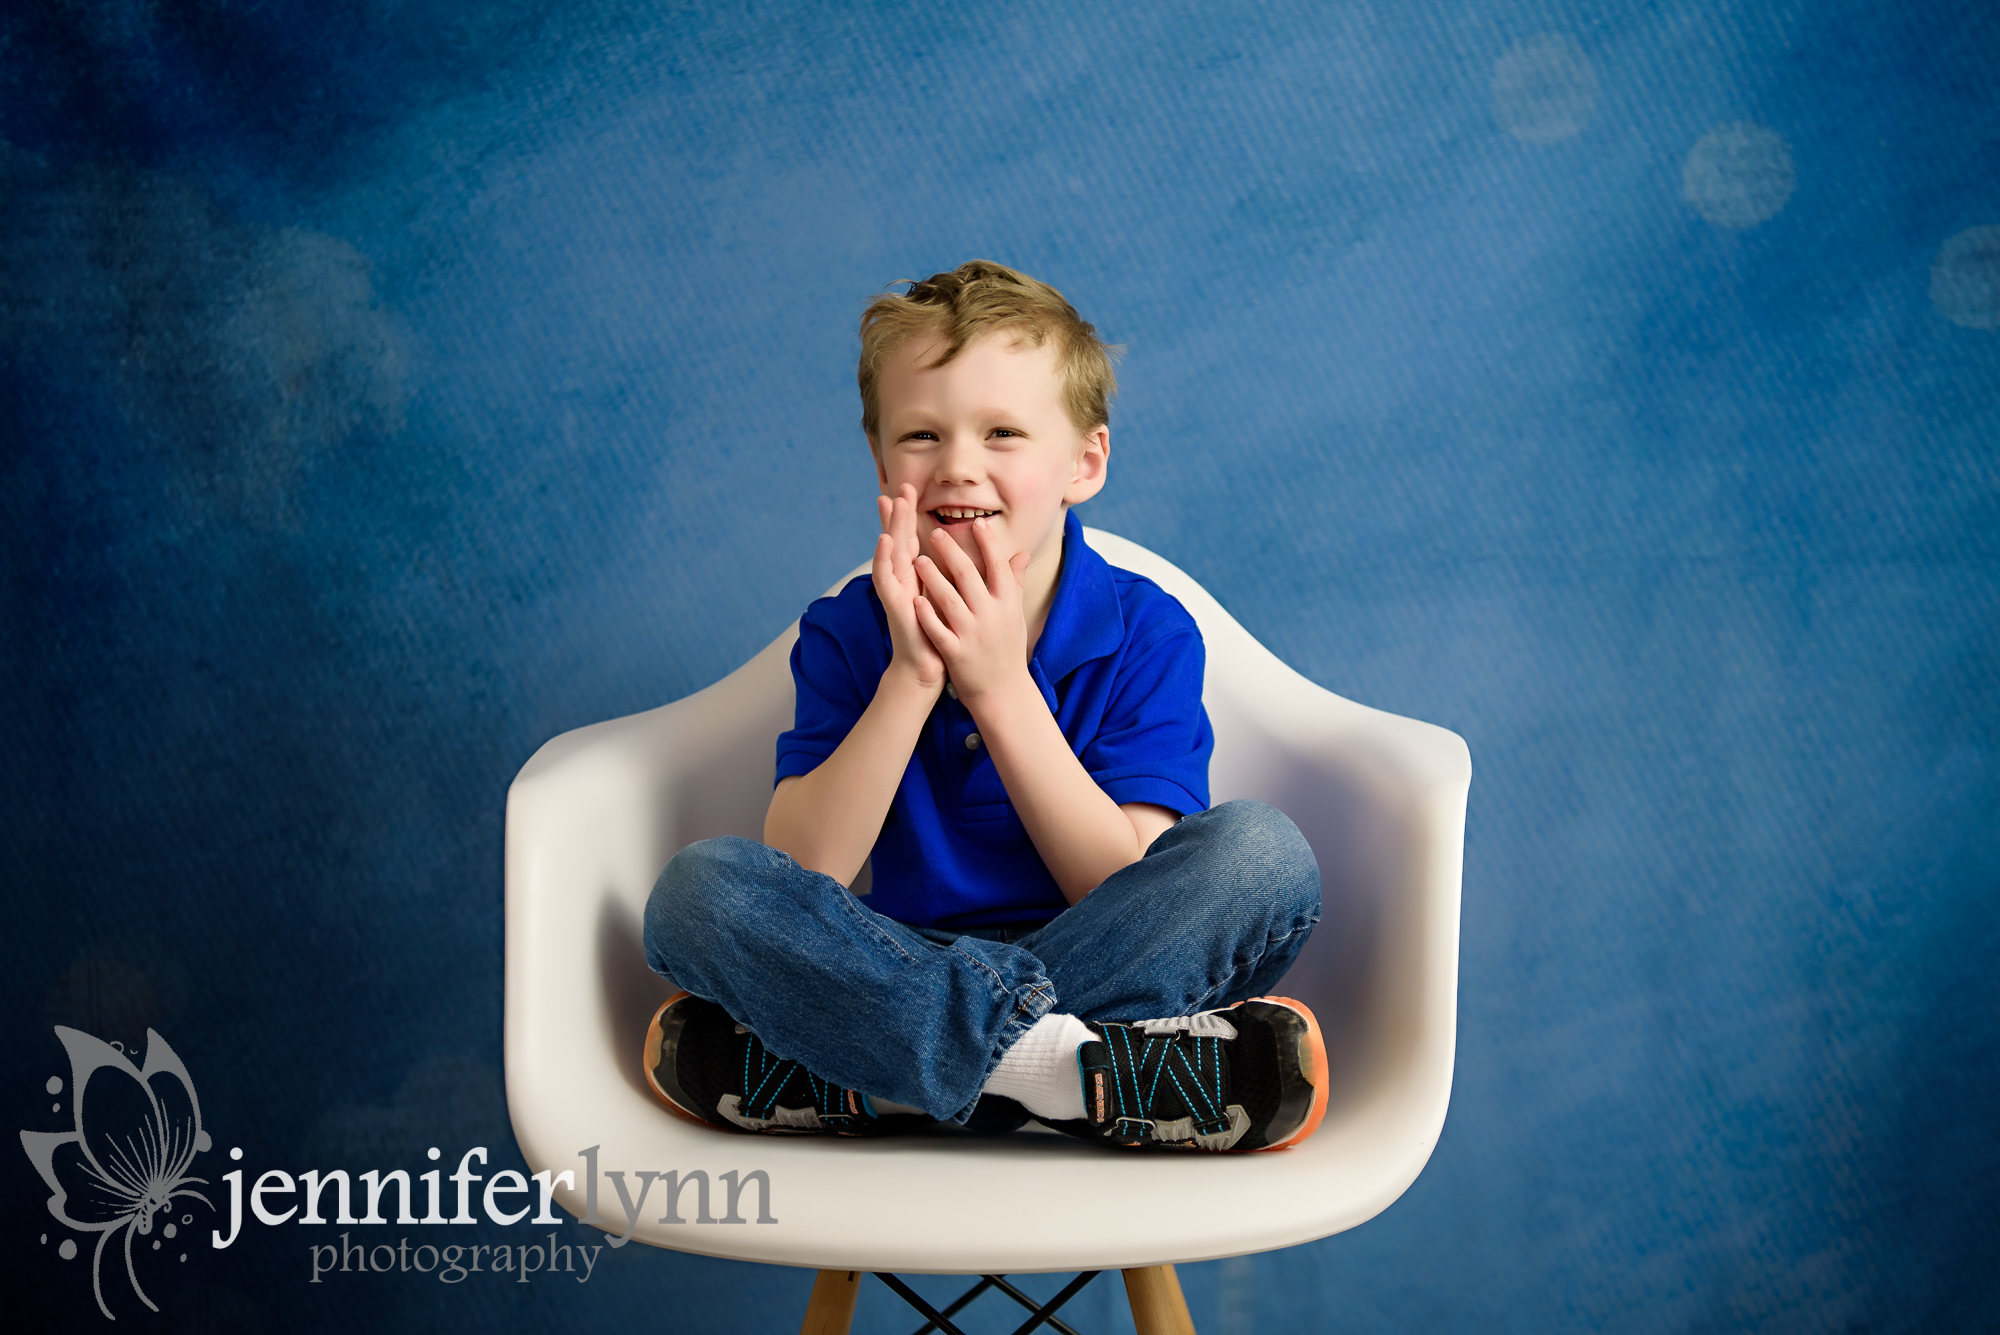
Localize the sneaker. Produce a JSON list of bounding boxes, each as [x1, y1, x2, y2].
[[1049, 997, 1328, 1152], [642, 992, 925, 1135]]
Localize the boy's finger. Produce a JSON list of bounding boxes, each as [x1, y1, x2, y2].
[[916, 547, 960, 603], [914, 553, 971, 623], [926, 526, 985, 601], [895, 500, 924, 560], [913, 596, 957, 650], [971, 517, 1006, 596], [901, 501, 928, 561], [872, 532, 899, 584]]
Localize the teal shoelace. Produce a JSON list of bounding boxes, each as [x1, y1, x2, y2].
[[1097, 1024, 1231, 1139]]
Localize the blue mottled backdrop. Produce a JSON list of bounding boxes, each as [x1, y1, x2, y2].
[[4, 1, 1996, 1330]]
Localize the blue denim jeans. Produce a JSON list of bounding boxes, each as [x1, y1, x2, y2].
[[643, 799, 1320, 1124]]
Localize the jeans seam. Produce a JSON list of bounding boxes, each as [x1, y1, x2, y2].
[[949, 941, 1055, 1019], [1013, 979, 1054, 1022]]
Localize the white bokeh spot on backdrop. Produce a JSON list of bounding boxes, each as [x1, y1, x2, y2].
[[1491, 33, 1599, 143], [1930, 225, 2000, 329], [1682, 121, 1796, 228]]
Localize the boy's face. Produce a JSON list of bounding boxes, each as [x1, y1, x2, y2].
[[870, 331, 1108, 580]]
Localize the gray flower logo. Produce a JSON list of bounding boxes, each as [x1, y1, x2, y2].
[[20, 1027, 213, 1320]]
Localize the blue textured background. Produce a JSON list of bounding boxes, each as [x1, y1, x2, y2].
[[5, 1, 1996, 1330]]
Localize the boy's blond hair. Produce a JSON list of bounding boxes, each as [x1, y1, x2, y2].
[[858, 260, 1119, 439]]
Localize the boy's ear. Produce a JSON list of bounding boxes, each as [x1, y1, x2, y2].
[[1063, 425, 1110, 506], [868, 435, 889, 489]]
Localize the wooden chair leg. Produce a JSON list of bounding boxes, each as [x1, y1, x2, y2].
[[799, 1269, 861, 1335], [1123, 1264, 1197, 1335]]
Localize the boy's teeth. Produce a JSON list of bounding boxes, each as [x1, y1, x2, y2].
[[935, 508, 997, 520]]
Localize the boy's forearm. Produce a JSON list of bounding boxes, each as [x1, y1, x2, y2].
[[764, 664, 940, 886], [966, 678, 1151, 904]]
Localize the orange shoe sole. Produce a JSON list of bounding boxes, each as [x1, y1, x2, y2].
[[642, 991, 729, 1131], [1245, 995, 1328, 1152]]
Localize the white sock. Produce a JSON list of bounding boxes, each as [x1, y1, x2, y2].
[[981, 1013, 1095, 1121]]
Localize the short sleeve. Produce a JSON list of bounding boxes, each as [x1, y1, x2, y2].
[[1078, 613, 1213, 817], [774, 579, 882, 785]]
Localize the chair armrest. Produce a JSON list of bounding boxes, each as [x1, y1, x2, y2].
[[1084, 529, 1470, 1182], [503, 627, 797, 1176]]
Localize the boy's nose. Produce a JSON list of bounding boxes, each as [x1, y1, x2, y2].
[[933, 435, 984, 485]]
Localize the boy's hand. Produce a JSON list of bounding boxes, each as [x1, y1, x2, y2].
[[874, 485, 947, 689], [913, 516, 1035, 704]]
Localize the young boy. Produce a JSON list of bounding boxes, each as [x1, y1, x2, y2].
[[641, 261, 1326, 1151]]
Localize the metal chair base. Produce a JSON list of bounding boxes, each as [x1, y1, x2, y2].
[[799, 1265, 1196, 1335]]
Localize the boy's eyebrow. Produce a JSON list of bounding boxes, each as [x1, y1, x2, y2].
[[963, 408, 1036, 430]]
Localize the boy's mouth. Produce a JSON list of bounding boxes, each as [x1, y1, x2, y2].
[[929, 507, 999, 528]]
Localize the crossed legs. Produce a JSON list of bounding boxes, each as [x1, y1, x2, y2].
[[643, 800, 1321, 1124]]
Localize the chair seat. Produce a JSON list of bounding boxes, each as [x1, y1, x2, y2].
[[503, 528, 1469, 1273]]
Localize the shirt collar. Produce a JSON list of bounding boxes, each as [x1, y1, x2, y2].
[[1030, 509, 1125, 689]]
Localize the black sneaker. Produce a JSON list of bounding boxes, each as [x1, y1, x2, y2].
[[642, 992, 925, 1135], [1048, 997, 1328, 1152]]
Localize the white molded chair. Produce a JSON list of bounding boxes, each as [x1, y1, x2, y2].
[[504, 529, 1470, 1333]]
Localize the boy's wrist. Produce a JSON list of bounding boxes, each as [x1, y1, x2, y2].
[[957, 670, 1045, 729], [881, 657, 945, 699]]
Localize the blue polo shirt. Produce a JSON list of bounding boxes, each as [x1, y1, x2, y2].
[[775, 510, 1213, 931]]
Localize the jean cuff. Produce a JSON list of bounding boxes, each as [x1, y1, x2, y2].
[[946, 975, 1056, 1124]]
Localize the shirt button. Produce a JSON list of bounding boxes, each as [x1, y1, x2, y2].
[[964, 732, 982, 751], [945, 681, 957, 700]]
